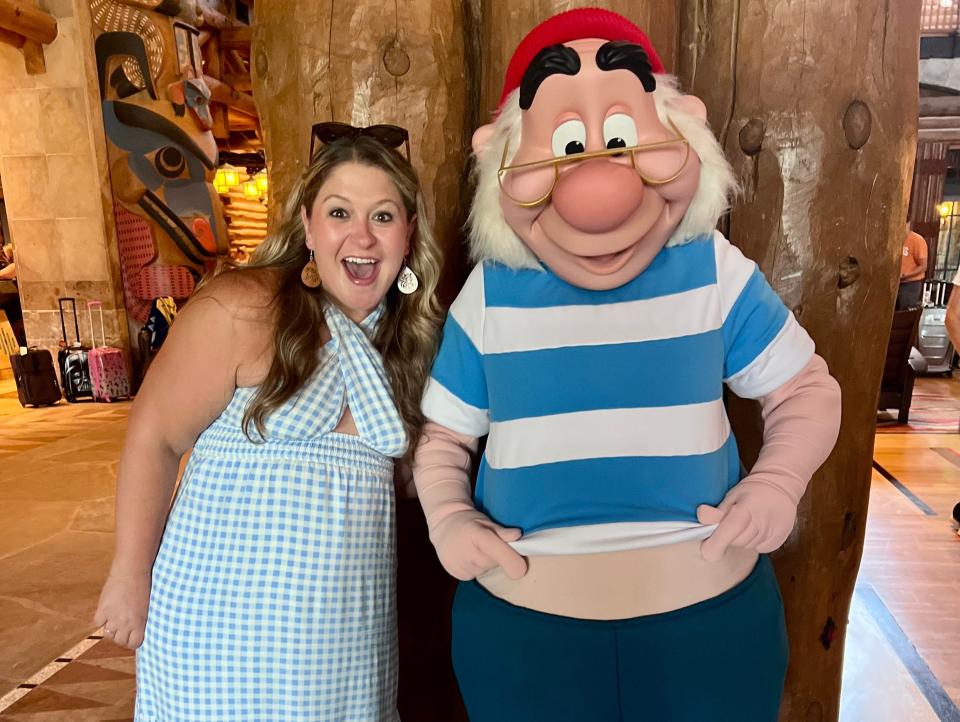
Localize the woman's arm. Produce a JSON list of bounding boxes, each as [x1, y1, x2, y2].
[[95, 279, 267, 648], [108, 293, 242, 576]]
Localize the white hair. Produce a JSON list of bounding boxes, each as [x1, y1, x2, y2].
[[467, 75, 739, 269]]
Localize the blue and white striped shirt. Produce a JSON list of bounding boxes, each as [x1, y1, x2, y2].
[[422, 232, 815, 553]]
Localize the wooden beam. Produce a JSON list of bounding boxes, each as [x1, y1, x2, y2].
[[226, 111, 258, 130], [21, 36, 44, 74], [222, 135, 262, 152], [228, 49, 247, 73], [220, 26, 252, 48], [0, 0, 56, 44], [919, 115, 960, 129], [0, 24, 24, 48], [204, 35, 230, 140], [205, 74, 258, 117], [199, 6, 236, 29], [919, 96, 960, 117], [198, 30, 211, 46], [222, 72, 251, 91], [918, 128, 960, 141], [221, 198, 265, 212]]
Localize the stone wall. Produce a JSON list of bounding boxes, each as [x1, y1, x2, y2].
[[0, 0, 127, 357]]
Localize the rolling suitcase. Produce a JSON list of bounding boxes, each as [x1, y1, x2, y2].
[[9, 347, 61, 407], [58, 297, 93, 402], [87, 300, 131, 402]]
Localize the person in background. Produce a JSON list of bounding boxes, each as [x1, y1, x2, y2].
[[948, 268, 960, 527], [0, 243, 15, 281], [897, 221, 928, 310], [946, 265, 960, 355], [0, 243, 24, 346]]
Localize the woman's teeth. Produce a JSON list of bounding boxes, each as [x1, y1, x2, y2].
[[343, 257, 378, 281]]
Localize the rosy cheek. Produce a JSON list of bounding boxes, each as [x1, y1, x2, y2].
[[656, 162, 702, 204]]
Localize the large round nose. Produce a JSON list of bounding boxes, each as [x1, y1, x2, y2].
[[551, 159, 645, 233]]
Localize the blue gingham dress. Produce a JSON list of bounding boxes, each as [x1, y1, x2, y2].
[[135, 303, 407, 722]]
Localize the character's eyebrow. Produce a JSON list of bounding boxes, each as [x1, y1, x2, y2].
[[519, 44, 581, 110], [595, 41, 656, 93]]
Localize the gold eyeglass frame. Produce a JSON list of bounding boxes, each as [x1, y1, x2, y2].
[[497, 118, 691, 208]]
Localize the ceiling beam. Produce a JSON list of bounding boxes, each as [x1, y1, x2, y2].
[[0, 0, 56, 44]]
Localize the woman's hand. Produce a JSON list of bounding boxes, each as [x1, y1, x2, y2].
[[93, 570, 152, 650]]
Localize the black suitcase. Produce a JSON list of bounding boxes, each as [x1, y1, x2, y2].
[[58, 297, 92, 402], [10, 348, 61, 407]]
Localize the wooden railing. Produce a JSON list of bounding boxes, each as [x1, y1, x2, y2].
[[922, 0, 960, 35]]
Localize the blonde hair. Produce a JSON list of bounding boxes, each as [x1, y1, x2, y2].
[[221, 137, 443, 455], [467, 76, 739, 268]]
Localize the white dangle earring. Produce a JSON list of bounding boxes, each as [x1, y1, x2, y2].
[[396, 264, 419, 294]]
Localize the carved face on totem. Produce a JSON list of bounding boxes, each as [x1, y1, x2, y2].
[[92, 2, 227, 322]]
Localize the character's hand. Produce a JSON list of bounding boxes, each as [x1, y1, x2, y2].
[[696, 479, 798, 562], [429, 510, 528, 581], [93, 571, 151, 650]]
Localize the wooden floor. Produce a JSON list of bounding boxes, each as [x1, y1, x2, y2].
[[0, 377, 958, 720], [847, 374, 960, 720]]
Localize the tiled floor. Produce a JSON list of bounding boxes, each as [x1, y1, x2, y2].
[[0, 379, 131, 718], [0, 636, 135, 720], [0, 376, 959, 720]]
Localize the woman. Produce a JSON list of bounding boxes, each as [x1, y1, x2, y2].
[[94, 131, 443, 721]]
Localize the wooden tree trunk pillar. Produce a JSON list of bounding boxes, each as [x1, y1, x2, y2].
[[252, 5, 471, 720], [251, 1, 470, 303], [675, 2, 922, 719]]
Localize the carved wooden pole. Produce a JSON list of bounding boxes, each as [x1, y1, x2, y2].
[[675, 2, 922, 719]]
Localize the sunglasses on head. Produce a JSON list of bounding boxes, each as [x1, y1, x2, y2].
[[309, 122, 411, 162]]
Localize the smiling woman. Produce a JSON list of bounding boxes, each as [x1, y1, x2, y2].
[[299, 162, 414, 323], [93, 132, 444, 721]]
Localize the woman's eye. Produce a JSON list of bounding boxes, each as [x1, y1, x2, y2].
[[373, 211, 393, 223], [329, 208, 348, 219]]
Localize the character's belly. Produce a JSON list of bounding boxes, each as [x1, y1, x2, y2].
[[477, 539, 758, 619]]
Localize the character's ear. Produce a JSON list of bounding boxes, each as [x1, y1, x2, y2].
[[669, 94, 707, 121], [300, 206, 314, 250], [472, 124, 497, 160]]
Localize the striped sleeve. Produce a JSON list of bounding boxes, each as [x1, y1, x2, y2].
[[421, 264, 490, 437], [714, 232, 815, 399]]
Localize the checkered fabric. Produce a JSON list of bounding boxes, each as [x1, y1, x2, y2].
[[135, 303, 407, 721]]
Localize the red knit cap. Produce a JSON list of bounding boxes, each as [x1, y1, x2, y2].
[[498, 8, 665, 109]]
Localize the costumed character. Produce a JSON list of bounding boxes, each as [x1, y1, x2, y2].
[[412, 8, 842, 721]]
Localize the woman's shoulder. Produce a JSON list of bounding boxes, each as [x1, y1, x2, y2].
[[189, 267, 282, 325]]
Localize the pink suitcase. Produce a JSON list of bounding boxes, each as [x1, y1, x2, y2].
[[87, 300, 130, 402]]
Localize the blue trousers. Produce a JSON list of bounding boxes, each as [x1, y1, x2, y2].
[[451, 555, 788, 721]]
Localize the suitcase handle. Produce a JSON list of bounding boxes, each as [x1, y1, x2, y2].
[[59, 297, 81, 346], [87, 300, 106, 349]]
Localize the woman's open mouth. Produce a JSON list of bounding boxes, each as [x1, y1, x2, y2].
[[342, 256, 380, 286]]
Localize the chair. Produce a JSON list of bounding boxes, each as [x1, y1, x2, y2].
[[877, 308, 923, 424]]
